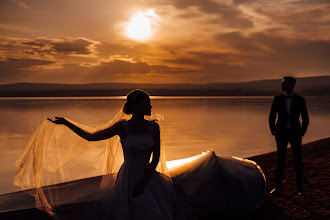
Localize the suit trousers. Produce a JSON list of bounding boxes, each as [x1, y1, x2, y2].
[[275, 128, 303, 190]]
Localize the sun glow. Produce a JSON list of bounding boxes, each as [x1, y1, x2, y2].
[[126, 11, 157, 40]]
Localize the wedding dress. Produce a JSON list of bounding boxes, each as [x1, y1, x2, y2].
[[109, 120, 177, 219]]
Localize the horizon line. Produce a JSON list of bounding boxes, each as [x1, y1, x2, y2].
[[1, 75, 330, 86]]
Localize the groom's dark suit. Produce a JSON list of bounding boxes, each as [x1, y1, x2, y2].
[[269, 93, 309, 191]]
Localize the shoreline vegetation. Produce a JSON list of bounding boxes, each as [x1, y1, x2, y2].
[[0, 137, 329, 219], [1, 76, 330, 97]]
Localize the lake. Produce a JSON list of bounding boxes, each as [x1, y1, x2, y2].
[[0, 96, 329, 194]]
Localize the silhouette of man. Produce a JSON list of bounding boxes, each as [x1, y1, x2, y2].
[[269, 76, 309, 195]]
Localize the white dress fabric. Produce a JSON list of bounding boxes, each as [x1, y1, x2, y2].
[[110, 120, 177, 220], [168, 151, 266, 216]]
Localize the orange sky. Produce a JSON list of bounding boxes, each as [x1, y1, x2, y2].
[[0, 0, 330, 84]]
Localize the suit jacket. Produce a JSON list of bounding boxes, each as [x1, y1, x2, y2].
[[269, 93, 309, 135]]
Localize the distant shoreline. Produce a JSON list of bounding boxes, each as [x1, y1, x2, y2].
[[0, 95, 276, 99], [0, 90, 284, 97], [0, 93, 329, 97], [1, 76, 330, 97], [1, 89, 330, 97]]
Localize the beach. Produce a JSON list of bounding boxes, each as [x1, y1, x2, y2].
[[1, 137, 329, 220], [245, 137, 330, 220]]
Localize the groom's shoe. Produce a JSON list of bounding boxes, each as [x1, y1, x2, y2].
[[270, 187, 282, 196]]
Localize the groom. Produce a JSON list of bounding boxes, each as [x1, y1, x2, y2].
[[268, 76, 309, 195]]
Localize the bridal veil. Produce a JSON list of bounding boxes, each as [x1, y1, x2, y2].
[[13, 107, 168, 216]]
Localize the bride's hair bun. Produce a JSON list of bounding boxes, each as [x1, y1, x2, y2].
[[123, 89, 149, 115]]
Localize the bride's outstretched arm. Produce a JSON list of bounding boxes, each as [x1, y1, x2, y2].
[[48, 117, 121, 141]]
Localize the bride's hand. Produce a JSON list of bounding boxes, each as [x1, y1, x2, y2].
[[47, 117, 66, 125], [132, 180, 146, 197]]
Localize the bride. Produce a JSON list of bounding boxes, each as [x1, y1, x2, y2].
[[13, 89, 266, 219], [14, 89, 180, 219]]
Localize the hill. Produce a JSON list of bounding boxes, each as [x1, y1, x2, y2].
[[0, 76, 329, 96]]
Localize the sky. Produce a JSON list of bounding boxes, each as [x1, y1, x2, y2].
[[0, 0, 330, 84]]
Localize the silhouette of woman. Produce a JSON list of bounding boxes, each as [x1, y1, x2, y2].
[[14, 89, 178, 219]]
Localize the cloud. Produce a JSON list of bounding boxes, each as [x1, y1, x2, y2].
[[21, 37, 100, 55], [242, 0, 330, 40], [0, 58, 55, 81], [0, 37, 100, 57], [248, 32, 330, 73], [191, 31, 330, 80], [81, 59, 189, 83], [90, 59, 183, 77], [0, 37, 100, 71], [0, 24, 33, 37], [95, 60, 151, 75], [0, 37, 102, 83], [160, 0, 254, 28], [151, 28, 330, 82], [214, 31, 278, 55], [11, 58, 185, 84], [0, 0, 329, 83], [15, 0, 30, 9]]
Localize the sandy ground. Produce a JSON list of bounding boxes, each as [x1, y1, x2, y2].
[[245, 137, 330, 220]]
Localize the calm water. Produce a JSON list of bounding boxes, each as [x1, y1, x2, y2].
[[1, 96, 329, 194]]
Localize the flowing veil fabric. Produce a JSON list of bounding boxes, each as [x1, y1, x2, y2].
[[13, 107, 168, 216]]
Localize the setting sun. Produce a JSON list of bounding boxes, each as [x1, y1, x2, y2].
[[126, 11, 155, 40]]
